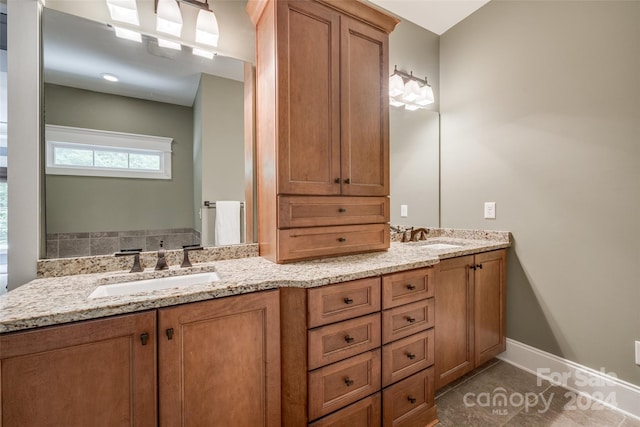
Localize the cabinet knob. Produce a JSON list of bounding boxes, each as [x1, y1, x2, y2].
[[140, 333, 149, 346], [343, 178, 351, 184], [344, 335, 355, 343], [406, 284, 416, 291], [470, 265, 477, 271], [166, 328, 174, 340], [344, 297, 354, 304], [406, 316, 416, 323], [344, 377, 354, 387], [406, 352, 416, 360], [338, 208, 347, 213], [408, 396, 417, 404], [337, 237, 347, 243], [335, 178, 341, 184], [477, 264, 483, 269]]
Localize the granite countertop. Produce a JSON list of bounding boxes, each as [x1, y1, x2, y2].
[[0, 234, 510, 334]]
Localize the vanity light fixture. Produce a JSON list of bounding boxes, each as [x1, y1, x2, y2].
[[389, 65, 435, 111], [192, 47, 215, 59], [156, 0, 183, 37], [158, 38, 182, 50], [114, 26, 142, 43], [106, 0, 140, 26], [195, 9, 220, 47]]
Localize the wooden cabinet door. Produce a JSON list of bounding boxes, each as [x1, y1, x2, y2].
[[434, 255, 475, 389], [474, 250, 507, 366], [158, 290, 280, 427], [340, 16, 389, 197], [277, 0, 341, 195], [0, 311, 157, 427]]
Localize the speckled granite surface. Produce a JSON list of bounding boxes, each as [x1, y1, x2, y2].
[[2, 234, 510, 334]]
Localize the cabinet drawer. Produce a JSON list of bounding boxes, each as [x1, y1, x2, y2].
[[279, 196, 389, 228], [277, 224, 390, 262], [308, 277, 381, 328], [309, 313, 381, 370], [308, 349, 381, 420], [308, 393, 381, 427], [382, 267, 435, 309], [382, 368, 435, 427], [382, 329, 434, 387], [382, 298, 434, 344]]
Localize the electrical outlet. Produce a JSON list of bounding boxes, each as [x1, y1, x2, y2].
[[400, 205, 408, 218], [635, 341, 640, 365], [484, 202, 496, 219]]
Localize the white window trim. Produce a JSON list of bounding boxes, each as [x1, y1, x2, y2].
[[45, 124, 173, 180]]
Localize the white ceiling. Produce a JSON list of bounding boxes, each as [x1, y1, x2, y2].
[[369, 0, 490, 35]]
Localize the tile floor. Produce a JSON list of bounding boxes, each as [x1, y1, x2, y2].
[[435, 359, 640, 427]]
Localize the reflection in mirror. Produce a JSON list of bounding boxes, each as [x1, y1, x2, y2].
[[389, 108, 440, 227], [42, 8, 247, 259]]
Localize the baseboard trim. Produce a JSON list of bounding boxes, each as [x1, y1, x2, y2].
[[497, 338, 640, 420]]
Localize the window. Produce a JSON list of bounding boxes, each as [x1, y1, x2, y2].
[[45, 125, 173, 179]]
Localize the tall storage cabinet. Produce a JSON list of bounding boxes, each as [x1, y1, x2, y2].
[[248, 0, 398, 263]]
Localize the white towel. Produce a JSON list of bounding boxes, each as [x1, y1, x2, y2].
[[214, 201, 241, 246]]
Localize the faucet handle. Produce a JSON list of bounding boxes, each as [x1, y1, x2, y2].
[[115, 249, 143, 273], [181, 245, 204, 268]]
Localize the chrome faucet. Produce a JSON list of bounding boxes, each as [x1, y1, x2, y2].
[[155, 240, 169, 271], [409, 227, 429, 242]]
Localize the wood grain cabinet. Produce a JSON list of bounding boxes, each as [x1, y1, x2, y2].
[[158, 290, 281, 427], [248, 0, 398, 263], [0, 311, 157, 427], [435, 249, 507, 389], [0, 291, 281, 427]]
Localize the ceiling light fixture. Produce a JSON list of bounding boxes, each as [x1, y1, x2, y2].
[[389, 65, 435, 111], [156, 0, 183, 37], [114, 26, 142, 43], [101, 73, 119, 82], [106, 0, 140, 26]]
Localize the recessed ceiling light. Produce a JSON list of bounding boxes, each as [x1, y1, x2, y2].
[[101, 73, 119, 82]]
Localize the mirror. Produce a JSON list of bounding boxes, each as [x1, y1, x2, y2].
[[42, 7, 249, 258], [40, 6, 441, 260]]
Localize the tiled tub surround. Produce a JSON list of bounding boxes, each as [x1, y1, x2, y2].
[[1, 232, 510, 333], [46, 228, 202, 259]]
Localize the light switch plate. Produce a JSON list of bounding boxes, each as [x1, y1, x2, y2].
[[484, 202, 496, 219], [635, 341, 640, 365], [400, 205, 408, 218]]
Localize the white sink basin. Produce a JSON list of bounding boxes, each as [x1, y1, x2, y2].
[[419, 243, 462, 250], [88, 271, 220, 299]]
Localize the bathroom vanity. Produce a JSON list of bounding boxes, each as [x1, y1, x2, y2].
[[0, 231, 510, 426]]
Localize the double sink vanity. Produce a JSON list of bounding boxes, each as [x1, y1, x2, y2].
[[0, 229, 509, 426]]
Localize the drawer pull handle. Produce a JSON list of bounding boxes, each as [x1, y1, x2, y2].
[[344, 335, 355, 343], [406, 352, 416, 360], [166, 328, 174, 340], [408, 396, 417, 404], [338, 237, 347, 243], [140, 333, 149, 346], [338, 208, 347, 213], [406, 284, 416, 290], [344, 377, 354, 387], [344, 297, 354, 304], [406, 316, 416, 323]]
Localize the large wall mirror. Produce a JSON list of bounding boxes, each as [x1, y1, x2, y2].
[[40, 3, 440, 260], [42, 7, 249, 258]]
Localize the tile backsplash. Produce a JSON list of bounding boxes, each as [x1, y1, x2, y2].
[[46, 228, 201, 259]]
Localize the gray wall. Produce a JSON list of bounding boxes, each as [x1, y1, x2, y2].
[[389, 20, 440, 227], [440, 1, 640, 385], [193, 74, 244, 243], [44, 84, 194, 233]]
